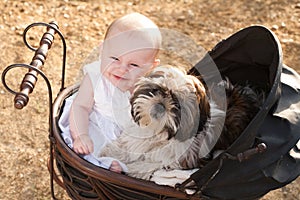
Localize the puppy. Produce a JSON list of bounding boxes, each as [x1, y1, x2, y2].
[[100, 65, 215, 179], [100, 65, 263, 179]]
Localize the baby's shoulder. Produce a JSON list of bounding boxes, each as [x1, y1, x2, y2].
[[83, 61, 102, 86], [83, 61, 101, 76]]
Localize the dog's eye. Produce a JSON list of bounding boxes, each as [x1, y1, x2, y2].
[[148, 88, 164, 97], [149, 88, 158, 94]]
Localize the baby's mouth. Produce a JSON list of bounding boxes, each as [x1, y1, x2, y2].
[[113, 74, 122, 80], [113, 74, 127, 81]]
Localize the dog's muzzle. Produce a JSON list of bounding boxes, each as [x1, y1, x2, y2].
[[150, 103, 166, 120], [130, 84, 181, 137]]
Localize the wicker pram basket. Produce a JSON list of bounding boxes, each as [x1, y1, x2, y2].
[[53, 84, 195, 200], [2, 22, 300, 200]]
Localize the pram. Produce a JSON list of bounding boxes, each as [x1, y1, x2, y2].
[[2, 21, 300, 200]]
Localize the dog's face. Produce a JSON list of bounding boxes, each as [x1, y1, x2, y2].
[[130, 65, 210, 140]]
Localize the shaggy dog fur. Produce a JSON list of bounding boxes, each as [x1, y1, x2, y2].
[[100, 65, 263, 180]]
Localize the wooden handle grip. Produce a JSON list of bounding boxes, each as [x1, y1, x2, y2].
[[14, 21, 59, 109]]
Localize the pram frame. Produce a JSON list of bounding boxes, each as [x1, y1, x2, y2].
[[2, 21, 204, 200]]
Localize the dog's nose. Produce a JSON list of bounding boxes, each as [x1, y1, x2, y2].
[[150, 103, 166, 119]]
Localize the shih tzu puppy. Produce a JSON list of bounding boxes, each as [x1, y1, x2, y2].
[[100, 65, 263, 180]]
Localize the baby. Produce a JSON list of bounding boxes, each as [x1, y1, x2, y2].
[[59, 12, 161, 172]]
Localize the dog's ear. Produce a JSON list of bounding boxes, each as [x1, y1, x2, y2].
[[191, 76, 210, 130]]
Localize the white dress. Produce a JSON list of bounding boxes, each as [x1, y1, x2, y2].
[[58, 61, 132, 171]]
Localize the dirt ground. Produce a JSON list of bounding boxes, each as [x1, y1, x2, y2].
[[0, 0, 300, 199]]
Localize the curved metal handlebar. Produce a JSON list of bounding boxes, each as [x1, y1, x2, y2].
[[1, 21, 68, 199], [1, 21, 67, 109]]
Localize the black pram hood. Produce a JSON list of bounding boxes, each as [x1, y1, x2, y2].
[[186, 25, 300, 200]]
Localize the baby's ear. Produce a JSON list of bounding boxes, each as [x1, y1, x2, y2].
[[153, 58, 160, 68], [98, 42, 104, 59], [99, 42, 104, 52]]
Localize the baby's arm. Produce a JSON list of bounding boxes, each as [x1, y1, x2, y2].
[[70, 74, 95, 155]]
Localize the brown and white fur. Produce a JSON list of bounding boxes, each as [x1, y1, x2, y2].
[[100, 65, 263, 180]]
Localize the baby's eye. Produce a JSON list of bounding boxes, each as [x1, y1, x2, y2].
[[110, 56, 119, 61], [130, 63, 140, 68]]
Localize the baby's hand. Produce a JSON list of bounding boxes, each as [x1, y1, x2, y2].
[[73, 134, 94, 155], [109, 160, 122, 173]]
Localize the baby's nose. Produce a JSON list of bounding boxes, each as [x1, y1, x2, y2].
[[118, 62, 130, 72]]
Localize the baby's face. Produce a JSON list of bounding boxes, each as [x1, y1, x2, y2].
[[100, 32, 159, 92]]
